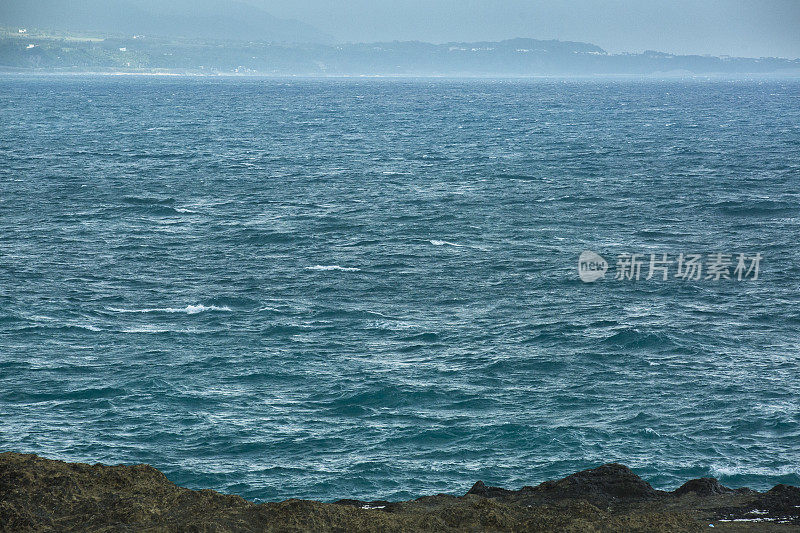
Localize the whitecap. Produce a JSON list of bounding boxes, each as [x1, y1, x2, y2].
[[305, 265, 361, 272], [27, 315, 55, 322], [121, 326, 172, 333], [107, 305, 232, 314], [430, 240, 463, 247], [709, 464, 799, 477], [121, 325, 213, 334]]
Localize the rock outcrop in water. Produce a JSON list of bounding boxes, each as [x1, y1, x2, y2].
[[1, 452, 798, 532]]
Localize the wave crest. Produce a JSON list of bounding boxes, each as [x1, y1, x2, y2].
[[107, 305, 232, 314], [305, 265, 361, 272]]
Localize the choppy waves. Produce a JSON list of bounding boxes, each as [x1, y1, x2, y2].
[[1, 77, 799, 502]]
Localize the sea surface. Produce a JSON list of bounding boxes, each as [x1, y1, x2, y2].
[[1, 75, 799, 502]]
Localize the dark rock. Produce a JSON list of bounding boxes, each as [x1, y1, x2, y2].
[[466, 480, 488, 495], [532, 463, 660, 501], [673, 477, 732, 496], [464, 463, 662, 507], [465, 480, 514, 498], [334, 498, 365, 506], [765, 484, 800, 501], [3, 452, 800, 532], [756, 484, 800, 517], [712, 484, 800, 525]]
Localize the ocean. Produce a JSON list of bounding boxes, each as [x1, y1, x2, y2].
[[0, 75, 798, 502]]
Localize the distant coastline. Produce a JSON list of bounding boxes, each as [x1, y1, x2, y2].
[[2, 29, 799, 77], [2, 69, 799, 81]]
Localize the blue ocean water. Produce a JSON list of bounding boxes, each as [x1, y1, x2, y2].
[[0, 76, 799, 502]]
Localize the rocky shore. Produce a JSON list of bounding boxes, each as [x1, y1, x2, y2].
[[1, 452, 798, 532]]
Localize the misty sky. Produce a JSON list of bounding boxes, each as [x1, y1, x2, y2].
[[248, 0, 800, 58]]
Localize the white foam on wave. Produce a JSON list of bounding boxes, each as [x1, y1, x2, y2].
[[305, 265, 361, 272], [27, 315, 55, 322], [22, 318, 101, 331], [430, 240, 463, 247], [107, 305, 232, 314], [709, 463, 799, 478], [121, 325, 211, 334], [122, 326, 173, 333]]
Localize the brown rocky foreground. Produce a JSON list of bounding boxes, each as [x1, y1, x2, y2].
[[1, 452, 798, 532]]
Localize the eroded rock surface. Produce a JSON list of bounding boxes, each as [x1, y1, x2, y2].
[[1, 452, 798, 532]]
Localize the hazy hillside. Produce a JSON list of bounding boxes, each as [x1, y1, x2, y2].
[[1, 30, 799, 76], [0, 0, 332, 43]]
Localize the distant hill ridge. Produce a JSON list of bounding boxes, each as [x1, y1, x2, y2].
[[444, 38, 605, 54], [2, 22, 798, 75], [0, 0, 333, 43]]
